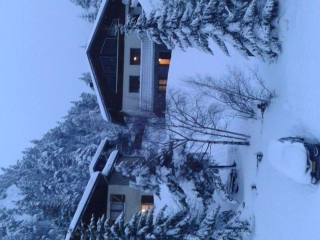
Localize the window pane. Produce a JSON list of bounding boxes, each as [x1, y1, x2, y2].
[[129, 76, 140, 93], [159, 85, 166, 92], [110, 211, 122, 219], [107, 20, 119, 37], [130, 48, 141, 65], [101, 57, 117, 75], [158, 78, 167, 92], [159, 79, 167, 85], [111, 202, 124, 211], [141, 204, 153, 212], [158, 51, 171, 65], [101, 39, 117, 56]]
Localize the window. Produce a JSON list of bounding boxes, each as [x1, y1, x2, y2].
[[110, 194, 125, 222], [158, 52, 171, 65], [101, 57, 117, 75], [130, 48, 141, 65], [141, 195, 154, 212], [107, 19, 119, 37], [129, 76, 140, 93], [100, 39, 117, 56], [158, 78, 167, 92]]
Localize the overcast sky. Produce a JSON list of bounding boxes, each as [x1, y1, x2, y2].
[[0, 1, 94, 169]]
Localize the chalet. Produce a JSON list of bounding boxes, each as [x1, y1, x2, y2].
[[87, 0, 171, 125], [65, 139, 154, 240]]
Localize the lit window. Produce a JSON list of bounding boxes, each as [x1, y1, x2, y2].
[[130, 48, 140, 65], [158, 79, 167, 92], [158, 52, 171, 65], [141, 195, 154, 212]]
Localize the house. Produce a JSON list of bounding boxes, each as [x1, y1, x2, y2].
[[65, 140, 154, 240], [87, 0, 171, 125]]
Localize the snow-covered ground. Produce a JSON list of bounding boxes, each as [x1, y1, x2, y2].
[[146, 0, 320, 239]]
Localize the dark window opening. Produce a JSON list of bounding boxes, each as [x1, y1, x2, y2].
[[130, 48, 141, 65], [158, 52, 171, 65], [129, 76, 140, 93], [110, 194, 125, 222], [158, 78, 167, 93]]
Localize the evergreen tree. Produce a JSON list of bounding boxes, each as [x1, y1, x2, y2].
[[0, 92, 129, 239], [77, 206, 252, 240], [69, 0, 102, 23], [120, 0, 280, 62]]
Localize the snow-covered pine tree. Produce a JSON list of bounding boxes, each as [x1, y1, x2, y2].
[[111, 211, 125, 239], [124, 212, 140, 238], [197, 205, 220, 239], [69, 0, 102, 23], [77, 206, 253, 240], [213, 210, 252, 240], [120, 0, 280, 62], [0, 91, 130, 239]]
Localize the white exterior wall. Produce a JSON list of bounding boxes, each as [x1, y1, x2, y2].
[[122, 5, 156, 117], [122, 5, 141, 114], [107, 185, 152, 222], [122, 33, 141, 113]]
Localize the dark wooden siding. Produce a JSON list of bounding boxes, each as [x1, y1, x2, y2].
[[153, 44, 171, 116], [70, 173, 108, 240], [87, 0, 126, 124]]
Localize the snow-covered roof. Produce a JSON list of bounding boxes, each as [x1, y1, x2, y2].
[[65, 172, 100, 240], [86, 0, 111, 122], [89, 137, 109, 175], [102, 150, 120, 176]]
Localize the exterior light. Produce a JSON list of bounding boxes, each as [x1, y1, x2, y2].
[[159, 58, 161, 61], [256, 152, 263, 162], [134, 57, 137, 61]]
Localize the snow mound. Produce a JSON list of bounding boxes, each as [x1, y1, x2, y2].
[[268, 140, 311, 184]]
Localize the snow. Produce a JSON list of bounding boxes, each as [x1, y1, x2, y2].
[[89, 137, 109, 175], [0, 185, 23, 210], [138, 0, 320, 239], [65, 172, 100, 240], [268, 140, 311, 184], [102, 150, 120, 176]]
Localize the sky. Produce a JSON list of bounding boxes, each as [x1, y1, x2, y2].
[[0, 1, 94, 169]]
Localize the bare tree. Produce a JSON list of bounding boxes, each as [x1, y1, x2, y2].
[[164, 89, 250, 151], [185, 67, 275, 119]]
